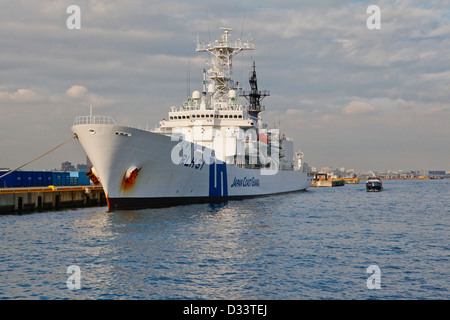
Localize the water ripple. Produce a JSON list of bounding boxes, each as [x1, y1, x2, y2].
[[0, 179, 449, 299]]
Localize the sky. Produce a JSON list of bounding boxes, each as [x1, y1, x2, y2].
[[0, 0, 449, 172]]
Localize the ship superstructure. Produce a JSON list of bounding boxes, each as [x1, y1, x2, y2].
[[71, 28, 312, 210], [154, 28, 293, 171]]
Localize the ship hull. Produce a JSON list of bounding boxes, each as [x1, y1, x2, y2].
[[71, 123, 312, 211], [366, 184, 383, 192], [107, 190, 308, 210]]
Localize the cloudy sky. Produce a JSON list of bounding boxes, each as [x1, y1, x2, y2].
[[1, 0, 449, 172]]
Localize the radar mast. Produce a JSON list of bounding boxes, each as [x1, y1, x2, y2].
[[196, 28, 254, 107], [241, 61, 270, 118]]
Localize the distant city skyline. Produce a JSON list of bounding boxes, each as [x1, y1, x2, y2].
[[1, 1, 449, 172]]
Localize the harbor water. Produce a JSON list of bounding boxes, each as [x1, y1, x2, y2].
[[0, 179, 449, 300]]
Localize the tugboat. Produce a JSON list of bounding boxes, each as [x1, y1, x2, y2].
[[366, 177, 383, 192]]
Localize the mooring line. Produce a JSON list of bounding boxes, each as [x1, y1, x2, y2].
[[0, 134, 77, 179]]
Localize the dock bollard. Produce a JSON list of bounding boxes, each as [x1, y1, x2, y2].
[[85, 187, 91, 206]]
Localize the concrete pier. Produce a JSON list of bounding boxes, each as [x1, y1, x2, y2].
[[0, 186, 106, 214]]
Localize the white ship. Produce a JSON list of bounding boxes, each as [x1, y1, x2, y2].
[[71, 28, 312, 210]]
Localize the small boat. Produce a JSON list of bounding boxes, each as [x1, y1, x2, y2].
[[366, 177, 383, 192]]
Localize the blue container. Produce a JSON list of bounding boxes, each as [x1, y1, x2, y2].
[[22, 171, 33, 187], [32, 171, 44, 187], [62, 172, 70, 186], [52, 171, 70, 186], [78, 170, 91, 185], [52, 172, 62, 186], [69, 177, 78, 186], [0, 171, 13, 188], [69, 172, 78, 186], [4, 171, 26, 188], [1, 171, 78, 188], [43, 172, 52, 186], [12, 171, 22, 187]]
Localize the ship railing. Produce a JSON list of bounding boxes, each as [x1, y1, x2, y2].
[[151, 127, 174, 137], [196, 40, 255, 52], [73, 115, 117, 126], [244, 105, 266, 113], [240, 90, 270, 97]]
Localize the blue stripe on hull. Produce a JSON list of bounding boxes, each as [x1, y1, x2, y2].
[[209, 162, 228, 197]]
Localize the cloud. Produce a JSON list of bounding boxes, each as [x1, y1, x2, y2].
[[394, 98, 420, 110], [0, 88, 42, 103], [65, 85, 113, 107], [66, 85, 88, 99], [0, 0, 449, 171], [343, 100, 376, 115]]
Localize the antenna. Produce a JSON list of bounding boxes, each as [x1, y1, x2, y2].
[[206, 8, 211, 41], [240, 7, 246, 40], [187, 56, 191, 97], [240, 62, 270, 118], [202, 68, 207, 93]]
